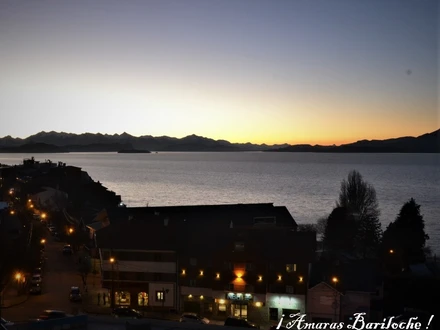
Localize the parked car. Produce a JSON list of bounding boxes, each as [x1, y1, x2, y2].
[[0, 318, 14, 327], [30, 283, 42, 295], [62, 245, 73, 255], [37, 310, 68, 320], [31, 274, 42, 285], [224, 317, 258, 328], [180, 313, 210, 324], [69, 286, 82, 302], [112, 307, 142, 319]]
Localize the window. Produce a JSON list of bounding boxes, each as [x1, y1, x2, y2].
[[269, 308, 278, 321], [154, 253, 162, 261], [286, 264, 296, 273], [153, 273, 162, 281], [156, 291, 164, 301], [234, 242, 244, 251], [246, 263, 254, 271], [286, 285, 294, 294], [189, 280, 197, 287], [190, 258, 197, 266]]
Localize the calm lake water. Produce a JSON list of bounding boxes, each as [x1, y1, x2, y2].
[[1, 152, 439, 253]]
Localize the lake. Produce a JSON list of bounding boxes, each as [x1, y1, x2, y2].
[[1, 152, 439, 253]]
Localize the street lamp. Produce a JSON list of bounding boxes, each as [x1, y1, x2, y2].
[[110, 257, 115, 308], [15, 273, 22, 281], [69, 228, 74, 234], [40, 239, 46, 244], [9, 210, 15, 215], [331, 277, 339, 322], [41, 213, 47, 219]]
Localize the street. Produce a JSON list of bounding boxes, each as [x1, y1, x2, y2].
[[3, 228, 83, 322]]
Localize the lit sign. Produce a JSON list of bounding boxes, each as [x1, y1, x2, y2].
[[226, 293, 253, 301]]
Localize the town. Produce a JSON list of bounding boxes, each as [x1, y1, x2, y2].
[[0, 157, 438, 330]]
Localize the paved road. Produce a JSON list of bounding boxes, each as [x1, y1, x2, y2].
[[3, 229, 83, 322]]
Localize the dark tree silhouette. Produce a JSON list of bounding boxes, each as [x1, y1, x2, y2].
[[323, 206, 357, 255], [382, 198, 429, 266], [337, 170, 382, 258]]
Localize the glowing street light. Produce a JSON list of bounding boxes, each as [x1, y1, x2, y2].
[[15, 272, 22, 281], [69, 228, 74, 234], [332, 277, 338, 284], [28, 199, 31, 203], [10, 210, 15, 215], [41, 213, 47, 219], [110, 257, 115, 263], [40, 239, 46, 244], [30, 204, 34, 208], [389, 249, 394, 254]]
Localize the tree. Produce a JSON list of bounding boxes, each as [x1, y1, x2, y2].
[[382, 198, 429, 266], [323, 206, 357, 254], [337, 170, 382, 258]]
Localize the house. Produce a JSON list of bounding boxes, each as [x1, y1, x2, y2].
[[307, 260, 383, 322], [95, 203, 316, 326]]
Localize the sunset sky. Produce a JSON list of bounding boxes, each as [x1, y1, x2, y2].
[[0, 0, 438, 145]]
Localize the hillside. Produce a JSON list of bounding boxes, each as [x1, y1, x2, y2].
[[268, 129, 440, 153]]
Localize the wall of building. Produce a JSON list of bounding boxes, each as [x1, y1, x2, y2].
[[341, 291, 371, 322], [149, 282, 175, 308], [307, 283, 341, 323], [101, 260, 176, 273]]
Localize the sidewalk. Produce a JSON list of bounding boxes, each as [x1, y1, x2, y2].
[[0, 282, 29, 308]]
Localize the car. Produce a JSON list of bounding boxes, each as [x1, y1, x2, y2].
[[31, 274, 42, 284], [37, 310, 68, 320], [0, 318, 14, 327], [179, 313, 210, 324], [30, 283, 42, 295], [69, 286, 82, 302], [224, 317, 258, 328], [112, 307, 142, 319], [62, 245, 73, 255]]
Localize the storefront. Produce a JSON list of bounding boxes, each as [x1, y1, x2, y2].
[[226, 292, 253, 318]]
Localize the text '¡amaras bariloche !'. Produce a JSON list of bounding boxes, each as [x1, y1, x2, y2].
[[277, 313, 435, 330]]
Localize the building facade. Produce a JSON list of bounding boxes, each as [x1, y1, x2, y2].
[[95, 203, 316, 325]]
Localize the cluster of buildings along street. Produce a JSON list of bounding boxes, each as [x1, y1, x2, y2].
[[0, 157, 439, 328]]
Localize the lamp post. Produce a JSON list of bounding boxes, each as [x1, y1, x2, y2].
[[110, 257, 115, 308], [331, 277, 339, 322], [162, 288, 169, 309], [15, 273, 22, 296]]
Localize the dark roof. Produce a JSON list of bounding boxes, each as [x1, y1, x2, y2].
[[96, 222, 315, 262], [106, 203, 297, 228]]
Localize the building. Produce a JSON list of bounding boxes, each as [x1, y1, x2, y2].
[[95, 203, 316, 326]]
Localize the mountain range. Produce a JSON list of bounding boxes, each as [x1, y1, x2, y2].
[[0, 130, 438, 153]]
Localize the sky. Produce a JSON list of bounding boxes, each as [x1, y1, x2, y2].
[[0, 0, 438, 145]]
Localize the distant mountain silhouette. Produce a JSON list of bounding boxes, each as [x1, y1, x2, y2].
[[0, 131, 288, 152], [0, 130, 438, 153], [268, 129, 440, 153]]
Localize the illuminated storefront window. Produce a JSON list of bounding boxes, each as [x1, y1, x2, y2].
[[138, 292, 148, 306], [115, 291, 131, 305]]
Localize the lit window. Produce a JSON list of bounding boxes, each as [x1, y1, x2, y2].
[[286, 264, 296, 273], [156, 291, 164, 301]]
